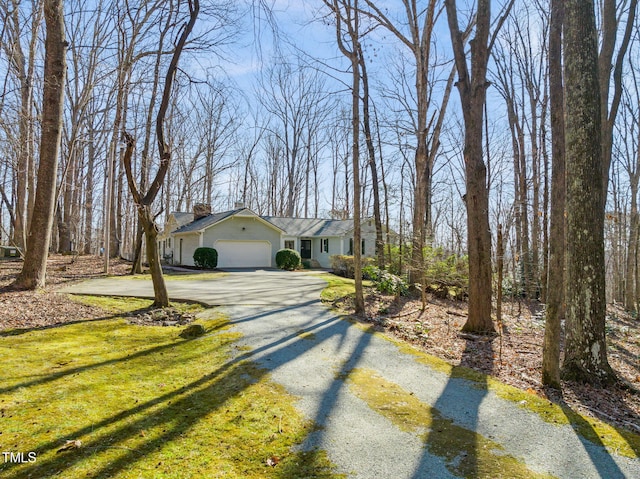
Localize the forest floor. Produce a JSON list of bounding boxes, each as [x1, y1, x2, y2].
[[1, 255, 638, 438]]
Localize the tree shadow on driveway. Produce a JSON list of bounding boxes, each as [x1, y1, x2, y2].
[[411, 337, 493, 478]]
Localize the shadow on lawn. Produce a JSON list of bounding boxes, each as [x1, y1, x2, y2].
[[0, 318, 229, 396], [1, 304, 363, 479], [0, 312, 132, 337]]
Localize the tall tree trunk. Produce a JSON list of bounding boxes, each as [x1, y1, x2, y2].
[[13, 0, 66, 290], [359, 44, 384, 269], [542, 0, 565, 388], [6, 0, 42, 252], [625, 175, 639, 311], [83, 127, 95, 254], [325, 0, 364, 313], [446, 0, 507, 333], [561, 0, 615, 385]]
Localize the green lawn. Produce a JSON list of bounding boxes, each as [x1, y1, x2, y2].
[[0, 297, 342, 479], [313, 272, 373, 303]]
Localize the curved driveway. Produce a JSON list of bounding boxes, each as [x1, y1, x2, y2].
[[62, 270, 640, 479], [62, 269, 327, 306]]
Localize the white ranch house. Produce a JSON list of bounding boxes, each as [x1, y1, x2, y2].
[[159, 204, 381, 269]]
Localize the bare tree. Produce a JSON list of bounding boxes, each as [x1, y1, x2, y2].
[[621, 48, 640, 312], [2, 0, 43, 252], [323, 0, 365, 313], [358, 43, 384, 267], [361, 0, 456, 284], [123, 0, 199, 308], [599, 0, 637, 202], [445, 0, 513, 332], [12, 0, 66, 290], [258, 59, 330, 217]]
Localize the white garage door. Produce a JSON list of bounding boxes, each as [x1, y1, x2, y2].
[[214, 240, 271, 268]]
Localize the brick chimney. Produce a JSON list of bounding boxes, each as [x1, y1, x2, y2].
[[234, 201, 245, 209], [193, 203, 211, 220]]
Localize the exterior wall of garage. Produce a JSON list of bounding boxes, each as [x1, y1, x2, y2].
[[174, 234, 200, 266], [201, 216, 282, 267]]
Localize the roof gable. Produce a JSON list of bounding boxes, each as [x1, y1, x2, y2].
[[173, 208, 284, 234]]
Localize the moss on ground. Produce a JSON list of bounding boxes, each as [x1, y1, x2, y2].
[[313, 272, 372, 303], [360, 328, 640, 459], [347, 368, 556, 479], [0, 297, 342, 479], [69, 295, 205, 316]]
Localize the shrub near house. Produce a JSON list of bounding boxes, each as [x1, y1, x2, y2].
[[193, 247, 218, 269], [276, 248, 301, 270]]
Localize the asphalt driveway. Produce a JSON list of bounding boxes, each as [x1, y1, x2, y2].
[[61, 269, 327, 306], [62, 270, 640, 478]]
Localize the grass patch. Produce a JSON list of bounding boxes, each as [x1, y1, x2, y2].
[[69, 295, 205, 316], [0, 297, 342, 478], [313, 272, 372, 303], [295, 330, 317, 341], [346, 368, 556, 479]]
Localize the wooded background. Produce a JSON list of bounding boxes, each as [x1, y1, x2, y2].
[[0, 0, 638, 382]]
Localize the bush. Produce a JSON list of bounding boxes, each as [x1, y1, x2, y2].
[[362, 265, 409, 296], [330, 255, 374, 278], [422, 246, 468, 299], [276, 248, 301, 270], [193, 247, 218, 269]]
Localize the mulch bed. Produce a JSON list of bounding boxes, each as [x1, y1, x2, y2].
[[0, 255, 131, 332]]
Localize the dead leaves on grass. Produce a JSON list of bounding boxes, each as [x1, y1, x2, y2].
[[56, 439, 82, 454]]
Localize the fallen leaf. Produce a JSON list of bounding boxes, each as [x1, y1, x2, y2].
[[56, 439, 82, 453], [266, 456, 280, 467]]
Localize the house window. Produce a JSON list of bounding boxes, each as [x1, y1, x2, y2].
[[347, 238, 364, 255], [321, 238, 329, 253], [285, 240, 295, 250], [167, 238, 171, 248]]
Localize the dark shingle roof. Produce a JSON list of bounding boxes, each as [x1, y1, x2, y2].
[[262, 216, 352, 237], [173, 208, 243, 234], [173, 209, 355, 237]]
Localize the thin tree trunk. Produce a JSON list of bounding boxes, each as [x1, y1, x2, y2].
[[625, 176, 639, 311], [359, 45, 384, 268], [542, 0, 565, 388], [599, 0, 637, 201], [122, 0, 199, 308]]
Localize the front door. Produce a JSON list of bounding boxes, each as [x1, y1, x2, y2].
[[300, 239, 312, 259]]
